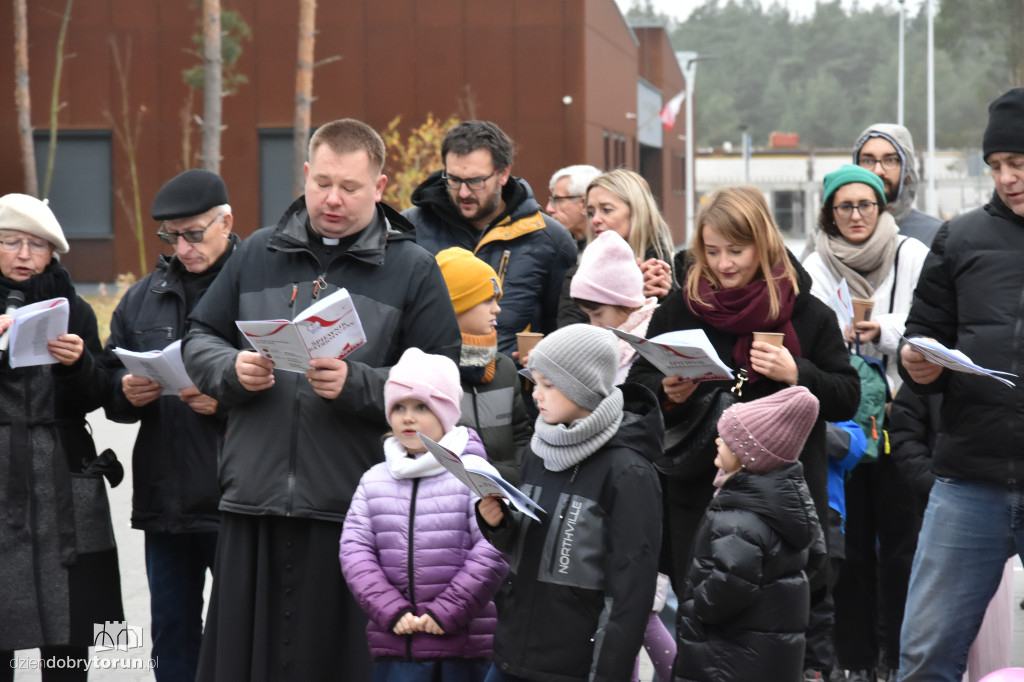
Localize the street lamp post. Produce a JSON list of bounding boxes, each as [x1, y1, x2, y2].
[[676, 51, 713, 242], [898, 0, 905, 125], [740, 125, 751, 184], [927, 0, 937, 215]]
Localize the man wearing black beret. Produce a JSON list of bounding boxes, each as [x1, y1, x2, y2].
[[100, 168, 238, 682]]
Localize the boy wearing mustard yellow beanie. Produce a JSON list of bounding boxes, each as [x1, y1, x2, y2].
[[436, 247, 531, 485]]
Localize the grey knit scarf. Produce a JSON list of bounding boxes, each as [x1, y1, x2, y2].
[[531, 387, 624, 471], [814, 211, 900, 300]]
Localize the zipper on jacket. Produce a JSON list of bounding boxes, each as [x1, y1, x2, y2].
[[285, 383, 302, 516], [406, 478, 419, 660], [1009, 283, 1024, 484], [312, 275, 327, 299], [471, 386, 481, 430], [496, 249, 511, 287]]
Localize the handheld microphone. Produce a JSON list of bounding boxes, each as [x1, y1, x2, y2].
[[0, 290, 26, 363]]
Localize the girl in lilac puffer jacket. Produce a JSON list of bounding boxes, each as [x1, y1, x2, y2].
[[341, 348, 509, 682]]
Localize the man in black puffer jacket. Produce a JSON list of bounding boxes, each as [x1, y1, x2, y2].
[[897, 87, 1024, 682]]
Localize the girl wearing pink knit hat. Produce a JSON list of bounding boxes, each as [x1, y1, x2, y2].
[[340, 348, 509, 681], [675, 385, 826, 682], [570, 230, 659, 384]]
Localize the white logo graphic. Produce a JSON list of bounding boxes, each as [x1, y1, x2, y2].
[[93, 621, 144, 652]]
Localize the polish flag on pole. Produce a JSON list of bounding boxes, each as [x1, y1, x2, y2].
[[660, 90, 686, 130]]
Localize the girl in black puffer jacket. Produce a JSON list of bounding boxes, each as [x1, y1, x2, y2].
[[675, 386, 826, 682]]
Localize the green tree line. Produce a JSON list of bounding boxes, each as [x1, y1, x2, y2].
[[627, 0, 1021, 150]]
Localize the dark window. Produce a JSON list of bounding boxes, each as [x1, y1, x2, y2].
[[259, 128, 317, 228], [672, 152, 685, 194], [772, 190, 804, 234], [259, 128, 302, 228], [603, 131, 610, 171], [33, 130, 113, 238]]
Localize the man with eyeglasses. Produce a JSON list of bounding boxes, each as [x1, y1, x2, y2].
[[853, 124, 942, 247], [546, 164, 602, 257], [404, 120, 577, 357], [100, 168, 238, 682]]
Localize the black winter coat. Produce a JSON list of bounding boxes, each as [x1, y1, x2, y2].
[[404, 172, 577, 356], [887, 388, 942, 501], [183, 199, 461, 521], [102, 242, 236, 533], [479, 383, 663, 682], [0, 262, 123, 649], [899, 193, 1024, 486], [674, 462, 824, 682], [626, 251, 859, 589]]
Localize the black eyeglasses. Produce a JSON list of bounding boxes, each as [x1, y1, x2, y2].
[[441, 170, 498, 191], [548, 195, 582, 206], [858, 155, 901, 171], [833, 201, 879, 219], [157, 214, 223, 245]]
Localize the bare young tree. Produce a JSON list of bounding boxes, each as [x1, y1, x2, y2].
[[181, 4, 249, 171], [105, 37, 147, 278], [13, 0, 38, 197], [42, 0, 73, 199], [292, 0, 316, 199], [202, 0, 222, 173], [290, 1, 340, 197]]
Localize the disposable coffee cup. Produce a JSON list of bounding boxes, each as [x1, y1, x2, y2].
[[752, 332, 785, 348], [516, 332, 544, 359], [851, 298, 875, 322]]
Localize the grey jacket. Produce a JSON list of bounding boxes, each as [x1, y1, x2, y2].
[[458, 353, 531, 486]]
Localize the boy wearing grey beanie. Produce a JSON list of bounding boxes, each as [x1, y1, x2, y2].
[[477, 324, 664, 682]]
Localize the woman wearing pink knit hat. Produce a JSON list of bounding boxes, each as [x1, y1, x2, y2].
[[675, 385, 826, 682]]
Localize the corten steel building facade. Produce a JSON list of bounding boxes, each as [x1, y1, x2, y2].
[[0, 0, 689, 281]]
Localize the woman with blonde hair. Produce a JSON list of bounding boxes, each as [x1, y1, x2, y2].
[[557, 169, 675, 327], [626, 185, 858, 594]]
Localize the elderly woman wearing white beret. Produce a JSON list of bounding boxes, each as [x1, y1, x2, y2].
[[0, 194, 123, 681]]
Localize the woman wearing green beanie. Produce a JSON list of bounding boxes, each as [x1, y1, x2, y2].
[[802, 163, 930, 681], [805, 164, 928, 391]]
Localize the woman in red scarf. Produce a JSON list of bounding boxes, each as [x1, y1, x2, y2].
[[626, 186, 859, 594]]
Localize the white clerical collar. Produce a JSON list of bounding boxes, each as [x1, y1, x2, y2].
[[322, 237, 339, 246]]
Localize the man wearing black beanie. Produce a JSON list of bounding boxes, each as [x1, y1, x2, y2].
[[895, 87, 1024, 681]]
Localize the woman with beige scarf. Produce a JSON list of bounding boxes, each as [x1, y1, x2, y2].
[[802, 164, 929, 682], [803, 164, 929, 394]]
